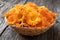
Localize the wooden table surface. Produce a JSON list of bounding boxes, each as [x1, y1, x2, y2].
[[0, 0, 60, 40]]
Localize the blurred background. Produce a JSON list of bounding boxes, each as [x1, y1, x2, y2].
[[0, 0, 59, 26], [0, 0, 60, 40]]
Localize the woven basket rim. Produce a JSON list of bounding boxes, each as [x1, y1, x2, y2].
[[5, 17, 56, 30]]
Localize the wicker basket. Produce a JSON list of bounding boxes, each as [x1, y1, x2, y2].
[[5, 17, 55, 36]]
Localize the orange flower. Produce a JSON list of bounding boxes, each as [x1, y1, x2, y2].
[[4, 2, 57, 27]]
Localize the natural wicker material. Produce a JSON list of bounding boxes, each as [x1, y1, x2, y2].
[[5, 17, 55, 36]]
